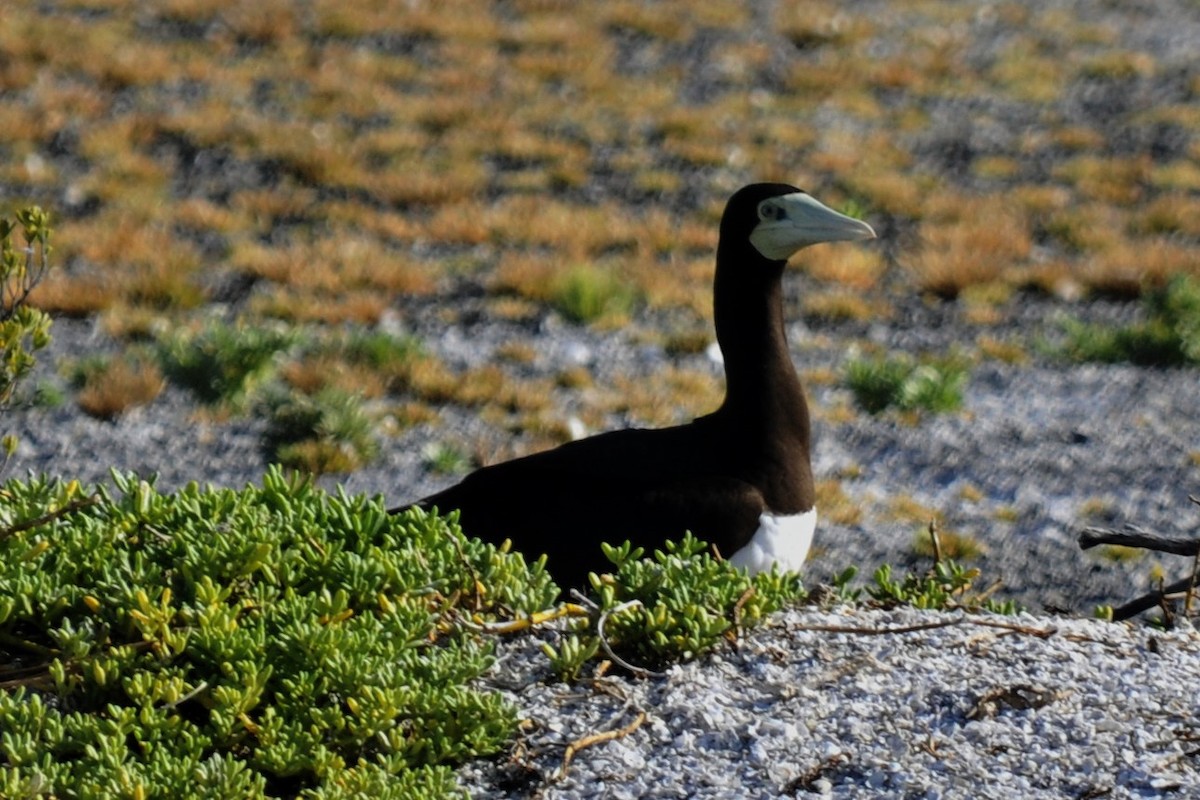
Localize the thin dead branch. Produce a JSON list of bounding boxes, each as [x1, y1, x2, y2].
[[1110, 575, 1197, 621], [1079, 498, 1200, 620], [928, 518, 942, 564], [557, 711, 647, 779], [789, 615, 1057, 639], [0, 496, 100, 541], [595, 599, 668, 679], [1078, 525, 1200, 557]]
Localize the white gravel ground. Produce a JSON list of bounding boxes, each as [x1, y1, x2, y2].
[[460, 606, 1200, 799]]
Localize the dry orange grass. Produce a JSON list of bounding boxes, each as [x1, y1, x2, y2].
[[907, 195, 1033, 297], [803, 291, 891, 323], [1076, 50, 1157, 80], [885, 494, 944, 526], [803, 247, 887, 291], [632, 255, 713, 319], [77, 356, 165, 419], [57, 215, 206, 310], [6, 0, 1198, 465], [1150, 159, 1200, 193], [490, 253, 560, 304], [1010, 184, 1073, 217], [1053, 155, 1152, 205], [29, 274, 117, 317], [1043, 202, 1127, 254], [814, 478, 864, 526], [1078, 238, 1199, 297], [605, 368, 722, 427], [356, 159, 491, 208], [1016, 259, 1085, 301], [174, 199, 244, 237], [774, 0, 875, 49], [250, 288, 390, 325], [989, 40, 1066, 103], [976, 335, 1029, 365], [1132, 193, 1200, 237], [288, 358, 390, 398], [840, 167, 929, 218], [232, 237, 437, 297]]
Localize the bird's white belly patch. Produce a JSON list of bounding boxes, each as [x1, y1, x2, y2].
[[728, 508, 817, 575]]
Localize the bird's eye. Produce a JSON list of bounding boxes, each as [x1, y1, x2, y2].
[[761, 203, 786, 221]]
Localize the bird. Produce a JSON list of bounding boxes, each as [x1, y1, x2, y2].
[[395, 183, 876, 591]]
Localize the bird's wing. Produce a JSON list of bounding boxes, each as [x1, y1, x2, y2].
[[407, 425, 767, 588]]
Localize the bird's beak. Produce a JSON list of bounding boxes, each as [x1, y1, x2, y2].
[[749, 192, 876, 261]]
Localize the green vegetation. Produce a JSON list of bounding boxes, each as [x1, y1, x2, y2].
[[867, 562, 1017, 615], [581, 535, 805, 672], [1, 207, 53, 468], [1059, 275, 1200, 366], [157, 321, 301, 407], [551, 265, 640, 324], [0, 469, 557, 799], [421, 442, 474, 476], [844, 353, 968, 414], [260, 387, 379, 476]]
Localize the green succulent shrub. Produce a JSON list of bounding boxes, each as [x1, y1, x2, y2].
[[0, 464, 1027, 796], [867, 562, 1019, 614], [0, 469, 558, 799], [844, 353, 968, 414], [579, 534, 807, 672], [334, 330, 425, 371], [1, 207, 53, 466], [1060, 275, 1200, 366], [260, 387, 379, 476], [157, 321, 302, 407], [551, 265, 639, 324], [0, 469, 820, 797]]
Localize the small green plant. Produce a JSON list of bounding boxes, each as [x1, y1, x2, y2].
[[552, 265, 639, 324], [28, 378, 66, 408], [157, 320, 301, 407], [829, 565, 864, 603], [1059, 275, 1200, 366], [844, 353, 967, 414], [335, 329, 426, 370], [866, 562, 1017, 614], [422, 441, 473, 475], [260, 386, 379, 475], [1094, 544, 1145, 563], [1, 206, 53, 468], [584, 534, 807, 671], [541, 633, 601, 683]]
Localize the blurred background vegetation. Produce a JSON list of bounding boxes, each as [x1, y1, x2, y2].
[[2, 0, 1197, 473]]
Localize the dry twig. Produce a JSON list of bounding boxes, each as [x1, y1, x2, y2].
[[557, 711, 647, 779], [596, 599, 668, 679], [0, 496, 100, 541], [789, 614, 1057, 639], [928, 518, 942, 564], [1078, 525, 1199, 557]]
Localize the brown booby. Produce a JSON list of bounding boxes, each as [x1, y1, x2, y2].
[[396, 183, 876, 590]]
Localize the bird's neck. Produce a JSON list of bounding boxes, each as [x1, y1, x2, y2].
[[713, 252, 806, 423], [710, 247, 814, 512], [710, 250, 816, 513]]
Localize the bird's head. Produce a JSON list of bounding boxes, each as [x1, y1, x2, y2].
[[723, 183, 876, 262]]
